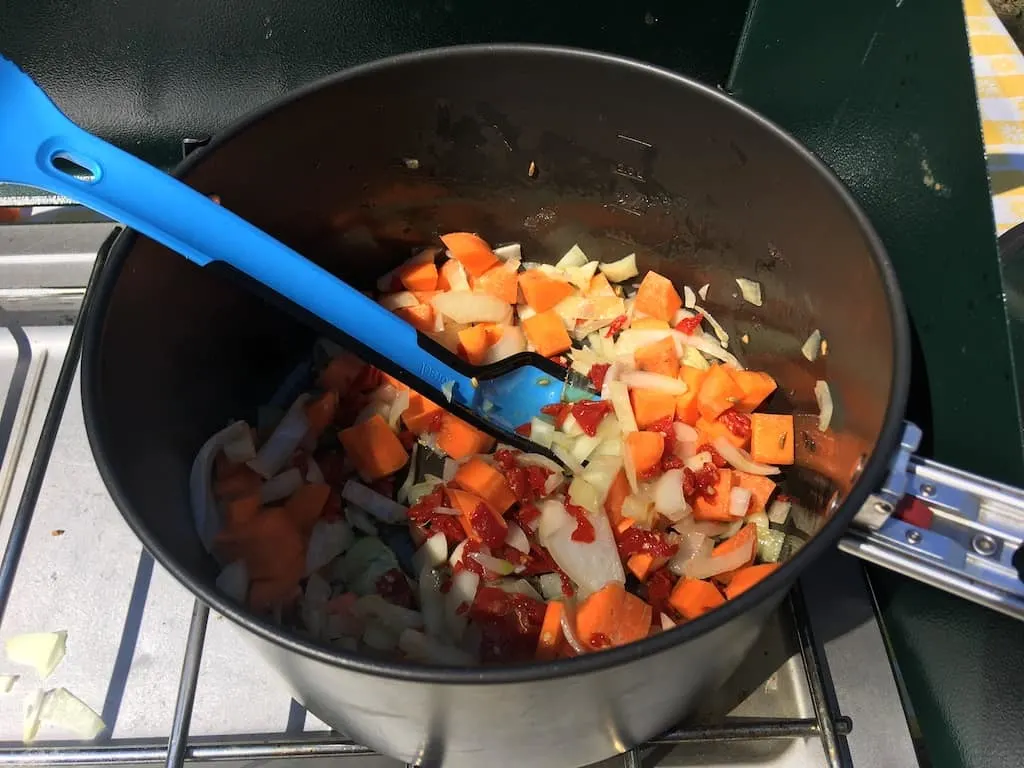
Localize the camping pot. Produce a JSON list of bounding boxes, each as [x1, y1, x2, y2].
[[81, 46, 910, 767]]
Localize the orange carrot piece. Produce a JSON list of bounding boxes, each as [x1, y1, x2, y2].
[[518, 270, 574, 312], [536, 601, 565, 661], [402, 394, 443, 435], [626, 553, 669, 582], [522, 309, 572, 357], [693, 468, 733, 521], [697, 364, 744, 421], [710, 523, 758, 584], [395, 304, 436, 333], [222, 491, 261, 530], [587, 273, 616, 297], [615, 517, 636, 537], [732, 471, 777, 515], [397, 260, 439, 292], [634, 336, 680, 377], [437, 258, 467, 291], [318, 354, 366, 394], [675, 392, 700, 426], [440, 232, 500, 277], [478, 323, 505, 346], [680, 365, 708, 394], [213, 463, 262, 501], [750, 414, 795, 465], [575, 582, 653, 648], [285, 482, 331, 534], [471, 263, 519, 304], [729, 370, 778, 412], [625, 431, 665, 477], [457, 325, 492, 365], [448, 487, 507, 543], [437, 412, 495, 460], [453, 456, 517, 513], [338, 414, 410, 481], [630, 389, 678, 429], [633, 271, 682, 322], [214, 507, 304, 581], [697, 416, 747, 450], [605, 469, 631, 526], [412, 289, 441, 304], [669, 577, 725, 619], [725, 563, 780, 599], [305, 391, 339, 440]]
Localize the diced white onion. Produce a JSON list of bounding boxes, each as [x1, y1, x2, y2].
[[814, 380, 833, 432], [493, 243, 522, 262], [247, 394, 311, 479], [39, 688, 106, 740], [352, 594, 424, 631], [538, 573, 568, 599], [735, 278, 763, 307], [445, 569, 480, 641], [260, 467, 303, 504], [677, 332, 742, 367], [442, 458, 458, 482], [668, 532, 712, 576], [395, 445, 420, 504], [406, 476, 443, 506], [620, 370, 688, 395], [388, 390, 410, 430], [5, 631, 67, 680], [673, 518, 732, 537], [684, 535, 754, 579], [412, 532, 449, 574], [581, 456, 623, 503], [345, 505, 378, 536], [306, 520, 354, 575], [622, 492, 655, 528], [483, 325, 527, 363], [683, 285, 696, 309], [417, 569, 448, 639], [713, 437, 781, 476], [660, 613, 677, 630], [684, 451, 712, 472], [216, 560, 249, 603], [802, 329, 822, 361], [518, 452, 565, 474], [673, 422, 698, 443], [470, 552, 516, 577], [654, 469, 690, 521], [607, 380, 637, 435], [553, 295, 584, 329], [599, 253, 639, 282], [767, 499, 792, 525], [222, 426, 256, 463], [505, 522, 531, 553], [698, 283, 710, 300], [557, 244, 589, 268], [23, 689, 43, 744], [568, 476, 601, 515], [695, 306, 729, 347], [0, 674, 18, 693], [565, 261, 600, 290], [305, 457, 325, 484], [530, 418, 555, 449], [552, 444, 584, 475], [191, 420, 260, 550], [342, 480, 408, 523], [792, 504, 822, 535], [400, 628, 477, 665], [431, 291, 509, 324], [729, 486, 752, 518], [379, 291, 420, 310]]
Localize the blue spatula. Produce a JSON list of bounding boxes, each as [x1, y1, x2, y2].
[[0, 55, 595, 465]]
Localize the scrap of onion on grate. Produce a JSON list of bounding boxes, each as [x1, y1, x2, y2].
[[5, 631, 66, 679], [814, 380, 833, 432], [735, 277, 763, 307]]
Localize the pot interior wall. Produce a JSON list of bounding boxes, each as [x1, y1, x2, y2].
[[87, 49, 895, 631]]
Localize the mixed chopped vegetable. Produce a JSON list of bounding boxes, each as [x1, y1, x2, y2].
[[192, 233, 829, 665]]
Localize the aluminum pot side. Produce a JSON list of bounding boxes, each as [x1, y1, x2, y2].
[[81, 45, 909, 766]]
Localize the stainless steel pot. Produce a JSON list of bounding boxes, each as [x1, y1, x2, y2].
[[80, 45, 910, 767]]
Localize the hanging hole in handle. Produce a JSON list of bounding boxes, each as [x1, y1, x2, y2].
[[49, 151, 101, 183]]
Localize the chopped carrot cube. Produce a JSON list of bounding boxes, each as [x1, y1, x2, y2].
[[440, 232, 499, 277], [575, 583, 652, 648], [669, 578, 724, 619], [633, 271, 682, 322], [697, 364, 744, 421], [471, 263, 519, 303], [338, 414, 410, 481], [522, 309, 572, 357], [436, 413, 495, 460], [518, 270, 574, 312], [634, 336, 680, 377], [284, 482, 331, 534], [453, 456, 517, 513], [732, 471, 777, 515], [693, 468, 733, 521], [750, 414, 794, 465], [397, 260, 439, 292], [457, 325, 492, 365], [724, 564, 780, 599], [395, 303, 436, 333], [625, 431, 664, 477], [535, 601, 565, 661], [630, 389, 677, 429], [605, 469, 631, 526]]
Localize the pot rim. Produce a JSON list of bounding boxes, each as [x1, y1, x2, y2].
[[81, 42, 911, 685]]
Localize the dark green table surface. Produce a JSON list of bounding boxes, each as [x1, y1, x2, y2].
[[3, 1, 1023, 765]]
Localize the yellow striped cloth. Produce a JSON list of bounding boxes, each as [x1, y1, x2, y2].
[[966, 0, 1024, 234]]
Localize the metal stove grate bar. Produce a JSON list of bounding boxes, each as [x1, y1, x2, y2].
[[0, 235, 853, 768]]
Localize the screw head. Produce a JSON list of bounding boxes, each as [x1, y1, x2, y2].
[[874, 500, 894, 515], [920, 483, 936, 497], [971, 534, 997, 557], [905, 529, 922, 545]]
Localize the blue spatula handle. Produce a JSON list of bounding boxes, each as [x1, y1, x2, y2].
[[0, 55, 476, 404]]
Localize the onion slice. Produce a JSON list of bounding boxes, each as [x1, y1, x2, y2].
[[713, 437, 781, 476], [342, 479, 408, 523], [735, 278, 763, 307], [483, 325, 526, 363], [607, 380, 638, 434], [684, 535, 755, 579], [728, 486, 752, 518], [599, 253, 639, 282], [247, 394, 311, 479], [814, 380, 834, 432], [695, 305, 729, 347], [431, 291, 509, 324], [620, 370, 688, 395], [683, 285, 696, 309], [802, 329, 822, 361]]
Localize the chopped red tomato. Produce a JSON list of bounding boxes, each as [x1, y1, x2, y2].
[[471, 503, 507, 549], [469, 587, 547, 663], [516, 502, 542, 527], [540, 402, 572, 428], [697, 442, 728, 468], [588, 632, 613, 649], [565, 501, 596, 543], [675, 315, 703, 335], [588, 363, 611, 391], [570, 399, 613, 436], [408, 487, 467, 542], [515, 422, 532, 436], [719, 409, 752, 439], [645, 568, 675, 616], [617, 528, 678, 559], [375, 569, 415, 610], [605, 314, 629, 338]]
